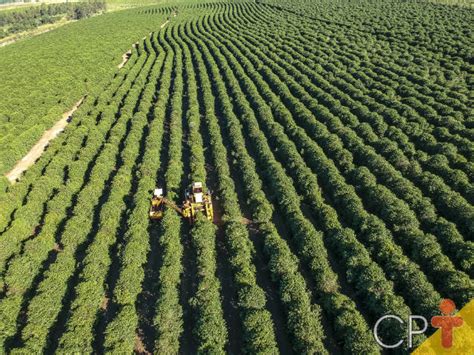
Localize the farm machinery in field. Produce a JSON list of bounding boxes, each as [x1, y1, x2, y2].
[[149, 182, 214, 223]]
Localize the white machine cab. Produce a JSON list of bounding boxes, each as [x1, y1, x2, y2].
[[154, 188, 163, 197], [192, 182, 203, 203]]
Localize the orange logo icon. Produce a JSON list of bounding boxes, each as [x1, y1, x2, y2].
[[431, 299, 464, 348]]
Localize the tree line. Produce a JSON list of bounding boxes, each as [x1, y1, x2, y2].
[[0, 1, 106, 39]]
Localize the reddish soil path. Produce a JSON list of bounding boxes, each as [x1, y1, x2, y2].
[[5, 97, 85, 184]]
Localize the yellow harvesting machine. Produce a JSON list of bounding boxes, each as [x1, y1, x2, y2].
[[149, 182, 214, 223]]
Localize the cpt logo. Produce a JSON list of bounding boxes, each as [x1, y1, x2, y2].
[[431, 299, 463, 348], [373, 299, 464, 349]]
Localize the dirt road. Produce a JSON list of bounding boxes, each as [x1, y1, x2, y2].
[[118, 50, 132, 69], [118, 20, 170, 69], [5, 97, 85, 183], [0, 19, 73, 48]]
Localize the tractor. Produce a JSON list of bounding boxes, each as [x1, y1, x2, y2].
[[149, 182, 214, 223]]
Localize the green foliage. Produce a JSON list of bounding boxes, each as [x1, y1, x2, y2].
[[16, 51, 157, 353], [0, 5, 171, 175], [104, 30, 173, 353], [209, 9, 468, 312], [181, 27, 228, 353], [182, 19, 279, 353], [153, 25, 184, 354], [192, 15, 384, 352], [0, 1, 472, 354], [0, 176, 7, 194], [58, 36, 164, 353]]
